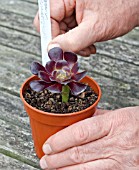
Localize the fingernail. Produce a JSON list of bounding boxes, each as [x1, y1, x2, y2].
[[47, 43, 61, 51], [43, 144, 52, 155], [40, 158, 48, 169]]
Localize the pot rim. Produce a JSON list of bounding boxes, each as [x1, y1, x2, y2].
[[20, 75, 101, 117]]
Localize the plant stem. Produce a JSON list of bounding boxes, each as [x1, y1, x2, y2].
[[62, 85, 70, 103]]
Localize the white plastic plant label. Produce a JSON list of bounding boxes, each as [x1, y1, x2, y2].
[[38, 0, 52, 66]]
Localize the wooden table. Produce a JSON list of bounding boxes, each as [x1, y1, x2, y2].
[[0, 0, 139, 169]]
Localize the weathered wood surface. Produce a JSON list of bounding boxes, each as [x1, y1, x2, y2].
[[0, 154, 39, 170], [0, 0, 139, 169]]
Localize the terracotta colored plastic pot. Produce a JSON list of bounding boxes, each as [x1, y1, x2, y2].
[[20, 75, 101, 158]]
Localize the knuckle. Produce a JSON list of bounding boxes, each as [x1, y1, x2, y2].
[[93, 120, 107, 136], [69, 146, 85, 164], [72, 124, 90, 144]]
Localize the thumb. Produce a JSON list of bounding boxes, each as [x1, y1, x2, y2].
[[48, 22, 94, 52]]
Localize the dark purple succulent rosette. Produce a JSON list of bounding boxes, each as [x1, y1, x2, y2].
[[30, 47, 87, 96]]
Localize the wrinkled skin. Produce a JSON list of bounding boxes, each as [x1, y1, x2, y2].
[[40, 107, 139, 170], [34, 0, 139, 56]]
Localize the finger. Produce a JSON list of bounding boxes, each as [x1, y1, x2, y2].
[[50, 0, 75, 21], [57, 159, 117, 170], [40, 137, 112, 169], [42, 114, 112, 155], [89, 44, 97, 54], [50, 0, 65, 22], [59, 22, 68, 32], [77, 45, 96, 56], [63, 14, 76, 26], [33, 12, 61, 38], [77, 51, 90, 57], [51, 19, 60, 38], [33, 11, 40, 32], [48, 22, 95, 53], [67, 18, 77, 29], [59, 16, 77, 31]]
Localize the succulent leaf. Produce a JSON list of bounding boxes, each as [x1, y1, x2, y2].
[[48, 47, 63, 61], [47, 83, 62, 93], [72, 71, 87, 82], [30, 80, 53, 92], [45, 60, 55, 74], [38, 71, 51, 83], [68, 82, 87, 96], [55, 60, 68, 70], [64, 52, 77, 68], [71, 62, 79, 74], [30, 62, 45, 75], [62, 79, 72, 85]]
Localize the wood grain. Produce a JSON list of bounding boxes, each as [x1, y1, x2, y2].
[[0, 153, 39, 170]]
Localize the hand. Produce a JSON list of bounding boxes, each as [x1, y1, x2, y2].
[[40, 106, 139, 170], [34, 0, 139, 56]]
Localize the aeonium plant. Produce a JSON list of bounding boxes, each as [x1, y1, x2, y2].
[[30, 47, 87, 103]]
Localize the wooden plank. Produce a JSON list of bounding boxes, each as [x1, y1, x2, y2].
[[0, 45, 39, 92], [96, 39, 139, 65], [116, 28, 139, 46], [0, 26, 40, 56], [20, 0, 37, 4], [0, 9, 38, 36], [0, 153, 39, 170], [0, 0, 38, 17], [90, 73, 139, 109], [0, 119, 39, 165], [79, 55, 139, 85], [0, 90, 30, 129]]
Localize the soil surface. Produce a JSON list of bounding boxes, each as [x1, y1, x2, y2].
[[24, 86, 98, 114]]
